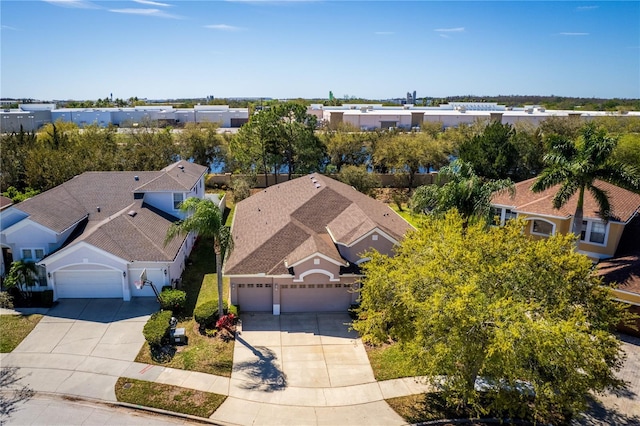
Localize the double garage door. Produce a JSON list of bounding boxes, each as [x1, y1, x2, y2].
[[236, 283, 352, 313], [55, 270, 123, 299]]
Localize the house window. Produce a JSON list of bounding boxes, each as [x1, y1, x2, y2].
[[173, 193, 184, 210], [36, 265, 47, 287], [581, 220, 607, 245], [372, 234, 378, 241], [531, 219, 554, 236], [21, 248, 45, 261], [491, 207, 517, 226], [505, 209, 517, 221]]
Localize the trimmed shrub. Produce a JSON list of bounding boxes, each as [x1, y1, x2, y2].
[[143, 310, 173, 347], [228, 304, 239, 316], [40, 290, 54, 308], [194, 300, 228, 329], [158, 289, 186, 314]]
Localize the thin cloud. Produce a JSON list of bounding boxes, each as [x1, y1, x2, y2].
[[43, 0, 100, 9], [439, 34, 450, 39], [374, 31, 394, 36], [577, 5, 599, 10], [133, 0, 172, 6], [109, 8, 182, 18], [434, 27, 465, 33], [559, 32, 589, 36], [1, 25, 19, 31], [205, 24, 244, 31]]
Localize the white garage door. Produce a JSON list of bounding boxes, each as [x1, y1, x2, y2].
[[55, 270, 123, 299]]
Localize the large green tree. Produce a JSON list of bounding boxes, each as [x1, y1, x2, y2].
[[373, 131, 450, 188], [459, 121, 518, 180], [410, 160, 514, 224], [531, 122, 640, 238], [230, 102, 325, 185], [353, 212, 626, 423], [319, 123, 375, 171], [0, 127, 37, 192], [176, 122, 226, 170], [164, 198, 232, 319]]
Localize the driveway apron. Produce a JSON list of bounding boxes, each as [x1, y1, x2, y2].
[[4, 298, 157, 401]]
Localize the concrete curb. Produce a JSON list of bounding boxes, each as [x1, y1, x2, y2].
[[24, 391, 228, 425]]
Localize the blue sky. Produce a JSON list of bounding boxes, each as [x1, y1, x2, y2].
[[1, 1, 638, 101]]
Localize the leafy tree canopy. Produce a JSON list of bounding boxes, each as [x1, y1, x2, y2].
[[353, 212, 626, 423]]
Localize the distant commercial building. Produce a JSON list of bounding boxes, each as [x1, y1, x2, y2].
[[1, 104, 249, 132], [311, 102, 639, 130]]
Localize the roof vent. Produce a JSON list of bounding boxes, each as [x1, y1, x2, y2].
[[315, 183, 321, 189], [178, 165, 185, 171], [127, 210, 137, 217], [134, 176, 139, 181], [96, 206, 101, 212]]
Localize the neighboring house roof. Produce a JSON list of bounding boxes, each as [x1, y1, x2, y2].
[[12, 160, 207, 234], [597, 214, 640, 295], [225, 174, 411, 276], [134, 161, 207, 192], [80, 201, 184, 262], [0, 196, 13, 211], [9, 160, 206, 263], [492, 177, 640, 223]]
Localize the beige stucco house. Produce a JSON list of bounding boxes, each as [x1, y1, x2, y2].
[[224, 174, 412, 315], [491, 177, 640, 261]]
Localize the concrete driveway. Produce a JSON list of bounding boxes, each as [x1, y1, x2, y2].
[[3, 298, 158, 401], [13, 298, 157, 361], [211, 313, 407, 425], [232, 313, 374, 391]]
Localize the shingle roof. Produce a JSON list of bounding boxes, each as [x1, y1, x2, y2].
[[135, 160, 207, 192], [491, 178, 640, 223], [225, 174, 411, 276], [81, 201, 184, 262], [0, 196, 13, 210], [13, 160, 206, 234], [11, 161, 206, 262]]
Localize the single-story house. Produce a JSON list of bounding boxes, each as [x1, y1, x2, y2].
[[491, 177, 640, 260], [224, 174, 413, 315], [0, 160, 208, 301]]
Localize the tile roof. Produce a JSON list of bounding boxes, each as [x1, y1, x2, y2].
[[597, 252, 640, 295], [491, 178, 640, 223], [225, 174, 411, 276]]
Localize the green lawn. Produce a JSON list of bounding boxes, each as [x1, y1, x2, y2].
[[389, 204, 423, 229], [0, 314, 43, 353], [365, 343, 429, 381], [115, 377, 226, 418], [135, 232, 234, 377]]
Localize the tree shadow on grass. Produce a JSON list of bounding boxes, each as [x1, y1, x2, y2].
[[233, 335, 287, 392], [0, 367, 35, 423], [180, 236, 216, 317]]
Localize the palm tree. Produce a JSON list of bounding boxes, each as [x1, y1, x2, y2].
[[4, 260, 38, 301], [411, 159, 514, 225], [164, 197, 233, 319], [532, 122, 640, 238]]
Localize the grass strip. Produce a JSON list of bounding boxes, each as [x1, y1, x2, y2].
[[365, 343, 429, 381], [0, 314, 43, 353], [115, 377, 225, 418], [134, 318, 234, 376]]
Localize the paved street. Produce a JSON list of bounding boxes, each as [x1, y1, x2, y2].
[[4, 394, 201, 425]]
